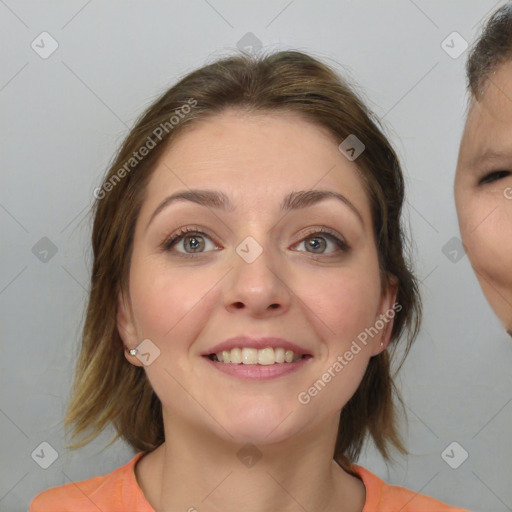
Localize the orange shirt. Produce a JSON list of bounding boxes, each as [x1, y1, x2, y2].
[[30, 452, 470, 512]]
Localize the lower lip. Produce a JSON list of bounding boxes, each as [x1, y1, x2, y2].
[[202, 355, 313, 380]]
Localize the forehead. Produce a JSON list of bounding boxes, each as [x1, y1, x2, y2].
[[144, 110, 370, 214], [460, 63, 512, 166]]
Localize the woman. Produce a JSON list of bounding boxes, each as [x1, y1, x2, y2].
[[455, 3, 512, 338], [30, 50, 468, 511]]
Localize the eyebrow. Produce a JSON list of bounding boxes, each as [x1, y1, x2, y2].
[[467, 149, 512, 169], [146, 188, 364, 230]]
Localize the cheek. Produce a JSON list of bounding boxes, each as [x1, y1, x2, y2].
[[461, 196, 512, 285], [129, 255, 219, 339], [293, 257, 383, 346]]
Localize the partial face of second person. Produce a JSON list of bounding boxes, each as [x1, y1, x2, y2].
[[117, 109, 396, 446], [455, 63, 512, 336]]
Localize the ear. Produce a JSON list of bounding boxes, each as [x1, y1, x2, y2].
[[117, 291, 143, 367], [370, 275, 399, 357]]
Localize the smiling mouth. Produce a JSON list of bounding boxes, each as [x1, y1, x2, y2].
[[206, 347, 312, 365]]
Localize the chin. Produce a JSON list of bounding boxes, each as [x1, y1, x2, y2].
[[480, 288, 512, 334], [501, 316, 512, 337], [473, 270, 511, 331], [219, 402, 301, 445]]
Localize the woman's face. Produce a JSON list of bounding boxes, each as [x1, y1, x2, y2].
[[455, 63, 512, 335], [117, 109, 396, 445]]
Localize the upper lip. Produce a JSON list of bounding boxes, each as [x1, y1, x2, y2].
[[202, 337, 312, 356]]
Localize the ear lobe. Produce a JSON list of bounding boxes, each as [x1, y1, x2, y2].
[[371, 277, 399, 357], [117, 292, 144, 367]]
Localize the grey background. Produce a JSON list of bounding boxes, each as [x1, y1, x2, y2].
[[1, 1, 511, 511]]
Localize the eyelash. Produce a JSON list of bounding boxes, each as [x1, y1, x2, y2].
[[479, 170, 511, 185], [160, 226, 349, 258]]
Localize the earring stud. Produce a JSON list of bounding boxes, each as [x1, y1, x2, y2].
[[129, 348, 138, 356]]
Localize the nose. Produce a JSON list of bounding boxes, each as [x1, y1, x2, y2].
[[223, 240, 292, 318]]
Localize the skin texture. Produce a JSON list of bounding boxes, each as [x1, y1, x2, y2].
[[117, 109, 397, 512], [455, 63, 512, 336]]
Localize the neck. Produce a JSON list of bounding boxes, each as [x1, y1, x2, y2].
[[136, 412, 366, 512]]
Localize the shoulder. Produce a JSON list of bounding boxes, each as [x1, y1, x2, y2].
[[29, 452, 153, 512], [351, 465, 471, 512]]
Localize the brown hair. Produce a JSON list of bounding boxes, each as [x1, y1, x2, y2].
[[467, 2, 512, 98], [65, 49, 422, 468]]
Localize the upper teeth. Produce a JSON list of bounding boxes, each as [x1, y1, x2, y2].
[[214, 347, 303, 365]]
